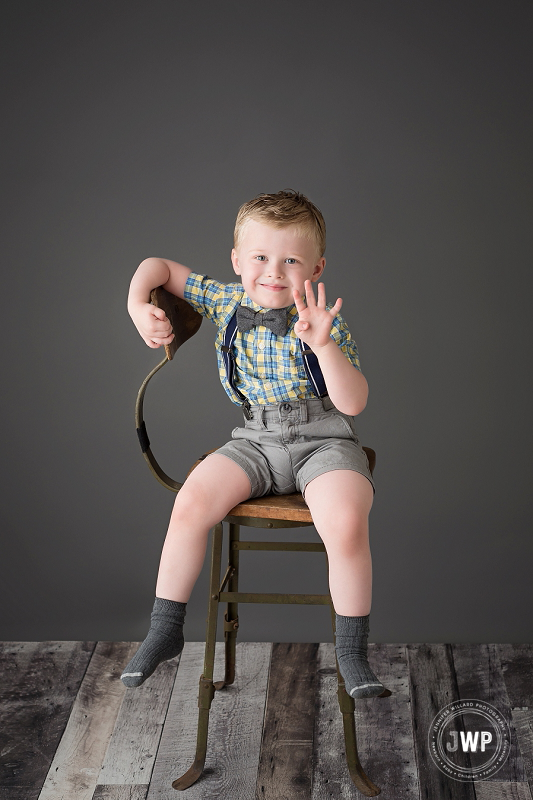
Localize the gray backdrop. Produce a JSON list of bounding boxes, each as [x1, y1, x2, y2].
[[1, 1, 531, 645]]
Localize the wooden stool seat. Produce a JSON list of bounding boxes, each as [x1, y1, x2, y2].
[[187, 448, 313, 523]]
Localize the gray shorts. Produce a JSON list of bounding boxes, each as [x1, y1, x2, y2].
[[212, 396, 375, 501]]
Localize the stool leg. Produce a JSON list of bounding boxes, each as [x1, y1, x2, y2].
[[212, 521, 240, 689], [329, 602, 382, 797], [222, 522, 240, 686], [172, 522, 223, 791]]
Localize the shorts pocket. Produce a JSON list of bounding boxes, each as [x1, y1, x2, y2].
[[330, 412, 360, 443]]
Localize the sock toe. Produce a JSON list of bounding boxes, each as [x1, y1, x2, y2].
[[349, 679, 385, 698], [121, 671, 146, 688]]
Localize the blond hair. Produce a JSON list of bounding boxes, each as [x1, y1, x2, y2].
[[234, 189, 326, 257]]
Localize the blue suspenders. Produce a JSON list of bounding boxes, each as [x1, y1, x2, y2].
[[220, 308, 327, 417]]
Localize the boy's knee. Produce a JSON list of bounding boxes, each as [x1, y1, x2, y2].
[[171, 465, 249, 525], [171, 481, 213, 521], [315, 505, 369, 547]]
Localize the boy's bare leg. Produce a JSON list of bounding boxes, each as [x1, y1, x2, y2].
[[156, 454, 252, 601], [121, 454, 251, 687], [304, 469, 374, 616], [304, 469, 385, 698]]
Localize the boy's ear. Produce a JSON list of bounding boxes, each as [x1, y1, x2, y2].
[[312, 257, 326, 281], [231, 248, 241, 275]]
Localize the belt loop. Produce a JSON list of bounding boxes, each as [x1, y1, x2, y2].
[[259, 405, 267, 429], [299, 399, 308, 423]]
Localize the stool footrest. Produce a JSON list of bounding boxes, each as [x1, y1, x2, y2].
[[234, 541, 325, 552], [219, 591, 331, 605]]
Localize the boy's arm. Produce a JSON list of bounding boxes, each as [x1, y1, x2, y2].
[[127, 258, 192, 348], [312, 340, 368, 416], [293, 280, 368, 416]]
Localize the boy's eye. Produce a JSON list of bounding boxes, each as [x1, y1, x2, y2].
[[255, 255, 266, 261], [285, 258, 297, 264]]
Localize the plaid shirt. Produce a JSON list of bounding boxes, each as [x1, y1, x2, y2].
[[184, 271, 361, 406]]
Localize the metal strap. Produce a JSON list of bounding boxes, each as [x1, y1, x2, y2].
[[135, 355, 183, 493]]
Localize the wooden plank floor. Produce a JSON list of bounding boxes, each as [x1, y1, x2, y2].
[[0, 641, 531, 800]]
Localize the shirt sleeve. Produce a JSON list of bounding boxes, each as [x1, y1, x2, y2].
[[329, 311, 362, 371], [183, 271, 240, 326]]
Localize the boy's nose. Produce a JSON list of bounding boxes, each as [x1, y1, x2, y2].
[[265, 261, 285, 277]]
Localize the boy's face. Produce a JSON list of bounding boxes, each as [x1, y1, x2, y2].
[[231, 219, 325, 309]]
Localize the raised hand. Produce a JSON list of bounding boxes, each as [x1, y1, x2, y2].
[[293, 280, 342, 350]]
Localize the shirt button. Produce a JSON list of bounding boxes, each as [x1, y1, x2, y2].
[[258, 341, 265, 350]]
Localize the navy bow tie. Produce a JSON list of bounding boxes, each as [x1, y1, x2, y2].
[[236, 305, 290, 337]]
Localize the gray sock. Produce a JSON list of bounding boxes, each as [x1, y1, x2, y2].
[[334, 613, 385, 698], [121, 597, 187, 688]]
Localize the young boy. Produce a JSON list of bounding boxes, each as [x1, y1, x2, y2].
[[123, 189, 384, 699]]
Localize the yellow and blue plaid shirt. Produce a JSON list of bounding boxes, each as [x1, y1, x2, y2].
[[184, 271, 361, 406]]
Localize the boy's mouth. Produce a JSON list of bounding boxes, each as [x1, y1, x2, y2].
[[260, 284, 286, 291]]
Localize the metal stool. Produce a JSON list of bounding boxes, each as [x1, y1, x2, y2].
[[135, 287, 391, 796]]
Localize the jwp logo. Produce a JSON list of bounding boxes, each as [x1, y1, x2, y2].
[[428, 701, 511, 781], [446, 730, 492, 752]]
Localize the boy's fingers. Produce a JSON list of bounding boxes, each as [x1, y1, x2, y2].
[[330, 297, 342, 314], [317, 282, 327, 308], [152, 333, 174, 344], [153, 323, 172, 335], [293, 288, 306, 311], [151, 307, 168, 321], [151, 316, 172, 331], [305, 280, 316, 306], [295, 320, 309, 331]]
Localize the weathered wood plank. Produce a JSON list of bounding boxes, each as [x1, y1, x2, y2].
[[146, 640, 270, 800], [498, 644, 533, 791], [408, 643, 477, 800], [37, 641, 136, 800], [509, 709, 533, 791], [452, 644, 526, 783], [497, 646, 533, 709], [256, 642, 318, 799], [92, 787, 148, 800], [96, 653, 179, 787], [474, 782, 533, 800], [312, 642, 420, 799], [0, 641, 95, 800], [313, 643, 354, 800]]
